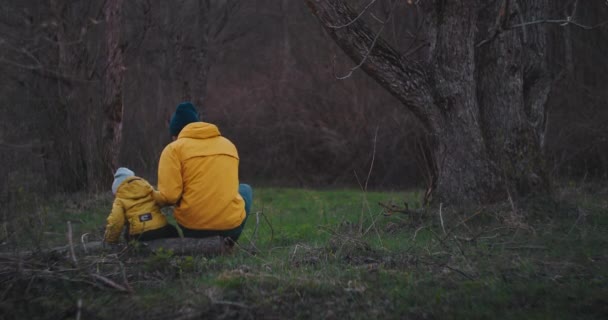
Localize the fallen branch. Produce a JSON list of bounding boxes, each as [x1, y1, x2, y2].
[[504, 245, 547, 250], [212, 300, 251, 309], [443, 265, 476, 281], [0, 236, 230, 259], [90, 273, 131, 293], [379, 201, 425, 217]]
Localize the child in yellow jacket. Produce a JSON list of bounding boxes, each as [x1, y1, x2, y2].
[[104, 167, 178, 243]]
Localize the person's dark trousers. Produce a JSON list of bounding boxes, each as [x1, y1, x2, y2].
[[180, 183, 253, 242], [127, 224, 180, 242]]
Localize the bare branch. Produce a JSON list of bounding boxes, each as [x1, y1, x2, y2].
[[327, 0, 378, 29], [334, 0, 398, 79], [305, 0, 439, 132], [509, 19, 608, 30]]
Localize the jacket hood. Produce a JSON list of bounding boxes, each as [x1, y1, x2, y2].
[[178, 122, 221, 140], [115, 176, 153, 200], [112, 167, 134, 195]]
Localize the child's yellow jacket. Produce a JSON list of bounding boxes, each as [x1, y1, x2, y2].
[[104, 176, 168, 243], [155, 122, 245, 231]]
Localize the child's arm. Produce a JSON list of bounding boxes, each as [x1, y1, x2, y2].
[[104, 198, 126, 243]]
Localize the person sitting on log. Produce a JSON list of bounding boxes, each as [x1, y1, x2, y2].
[[154, 102, 252, 244], [104, 167, 179, 244]]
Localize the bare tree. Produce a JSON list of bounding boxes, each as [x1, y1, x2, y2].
[[304, 0, 575, 205], [101, 0, 126, 187], [43, 0, 97, 192]]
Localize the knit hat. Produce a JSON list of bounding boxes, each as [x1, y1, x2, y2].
[[169, 102, 200, 137], [112, 167, 135, 195]]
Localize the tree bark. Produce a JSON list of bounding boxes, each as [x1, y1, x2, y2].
[[44, 0, 90, 192], [475, 0, 551, 199], [171, 0, 211, 112], [101, 0, 125, 188], [305, 0, 553, 205]]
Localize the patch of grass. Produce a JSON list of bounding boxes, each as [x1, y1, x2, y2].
[[1, 186, 607, 319]]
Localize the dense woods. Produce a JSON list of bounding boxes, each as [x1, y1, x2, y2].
[[1, 0, 607, 201]]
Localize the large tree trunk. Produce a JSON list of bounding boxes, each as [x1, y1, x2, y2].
[[305, 0, 554, 205], [474, 0, 552, 200], [426, 1, 505, 204], [100, 0, 126, 188]]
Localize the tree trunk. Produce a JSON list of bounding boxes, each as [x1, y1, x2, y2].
[[305, 0, 554, 205], [100, 0, 126, 188], [44, 0, 89, 192], [171, 0, 211, 112], [194, 0, 211, 108], [475, 0, 551, 200]]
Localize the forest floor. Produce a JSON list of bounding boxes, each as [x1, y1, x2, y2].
[[0, 185, 607, 319]]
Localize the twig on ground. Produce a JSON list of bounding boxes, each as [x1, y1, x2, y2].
[[213, 300, 251, 309], [76, 298, 82, 320], [504, 245, 547, 250], [246, 211, 262, 252], [438, 210, 488, 243], [429, 229, 467, 258], [412, 225, 427, 241], [67, 221, 78, 266], [567, 207, 587, 235], [118, 260, 133, 293], [253, 211, 260, 243], [260, 211, 274, 243], [428, 229, 451, 251], [379, 201, 411, 215], [80, 233, 90, 254], [443, 265, 476, 280], [90, 273, 131, 293], [418, 258, 476, 280], [450, 210, 483, 231], [364, 126, 379, 193], [363, 209, 384, 236], [290, 244, 301, 261], [506, 186, 519, 220], [353, 126, 383, 246], [438, 203, 446, 235]]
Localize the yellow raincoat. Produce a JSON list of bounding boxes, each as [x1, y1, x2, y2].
[[155, 122, 245, 230], [104, 176, 168, 243]]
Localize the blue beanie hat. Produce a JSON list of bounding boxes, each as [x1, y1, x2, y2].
[[112, 167, 135, 195], [169, 102, 200, 136]]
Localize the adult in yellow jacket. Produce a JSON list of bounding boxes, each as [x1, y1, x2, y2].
[[104, 167, 179, 243], [155, 102, 253, 242]]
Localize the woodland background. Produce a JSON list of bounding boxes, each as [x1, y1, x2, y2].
[[1, 0, 607, 200], [0, 2, 607, 318]]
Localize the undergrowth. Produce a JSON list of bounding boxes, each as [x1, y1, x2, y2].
[[0, 186, 606, 319]]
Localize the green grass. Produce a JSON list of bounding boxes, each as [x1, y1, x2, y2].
[[1, 186, 607, 319]]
